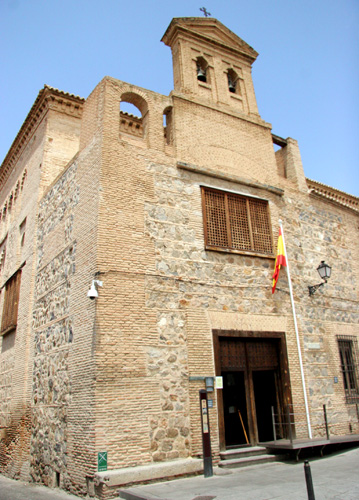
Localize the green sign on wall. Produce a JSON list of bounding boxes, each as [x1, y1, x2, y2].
[[98, 452, 107, 472]]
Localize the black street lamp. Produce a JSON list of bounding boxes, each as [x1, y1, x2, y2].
[[308, 261, 332, 296]]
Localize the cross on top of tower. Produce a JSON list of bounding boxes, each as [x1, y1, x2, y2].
[[200, 7, 211, 17]]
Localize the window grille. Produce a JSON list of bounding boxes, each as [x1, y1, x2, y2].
[[1, 270, 21, 335], [201, 187, 273, 256], [337, 335, 359, 404]]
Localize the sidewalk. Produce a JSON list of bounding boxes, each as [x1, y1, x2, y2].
[[0, 474, 81, 500], [119, 447, 359, 500], [0, 447, 358, 500]]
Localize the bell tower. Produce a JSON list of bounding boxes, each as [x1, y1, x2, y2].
[[161, 17, 260, 117]]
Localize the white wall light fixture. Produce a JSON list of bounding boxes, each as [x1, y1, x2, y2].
[[87, 280, 103, 300]]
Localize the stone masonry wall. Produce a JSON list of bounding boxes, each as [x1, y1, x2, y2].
[[143, 158, 291, 453], [143, 152, 359, 447], [30, 162, 78, 488], [280, 190, 359, 436]]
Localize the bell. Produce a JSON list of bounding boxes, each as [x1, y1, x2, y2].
[[228, 75, 236, 93], [228, 81, 236, 93], [197, 67, 207, 82]]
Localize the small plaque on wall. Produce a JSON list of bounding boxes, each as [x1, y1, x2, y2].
[[215, 376, 223, 389]]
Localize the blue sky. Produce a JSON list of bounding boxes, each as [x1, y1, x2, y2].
[[1, 0, 358, 196]]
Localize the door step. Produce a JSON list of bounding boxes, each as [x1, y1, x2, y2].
[[219, 446, 285, 469]]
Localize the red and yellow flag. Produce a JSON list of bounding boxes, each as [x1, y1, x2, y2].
[[272, 228, 287, 293]]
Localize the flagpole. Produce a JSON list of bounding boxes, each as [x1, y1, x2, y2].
[[279, 220, 312, 440]]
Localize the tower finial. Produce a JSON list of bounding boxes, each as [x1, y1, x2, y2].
[[200, 7, 211, 17]]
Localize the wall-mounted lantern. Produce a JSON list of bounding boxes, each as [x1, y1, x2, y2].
[[308, 261, 331, 296]]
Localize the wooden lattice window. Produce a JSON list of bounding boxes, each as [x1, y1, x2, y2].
[[201, 187, 273, 255], [337, 335, 359, 404], [1, 270, 21, 335]]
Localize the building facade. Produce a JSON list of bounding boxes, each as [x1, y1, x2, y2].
[[0, 17, 358, 499]]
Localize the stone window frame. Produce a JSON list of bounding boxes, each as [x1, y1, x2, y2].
[[201, 186, 274, 258], [1, 268, 22, 336], [337, 335, 359, 404]]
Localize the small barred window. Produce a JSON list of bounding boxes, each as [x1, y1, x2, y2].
[[201, 187, 273, 256], [337, 335, 359, 404]]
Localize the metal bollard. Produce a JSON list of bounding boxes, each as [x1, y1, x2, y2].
[[323, 404, 330, 440], [304, 460, 315, 500]]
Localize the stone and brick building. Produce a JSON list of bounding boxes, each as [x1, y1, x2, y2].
[[0, 17, 358, 499]]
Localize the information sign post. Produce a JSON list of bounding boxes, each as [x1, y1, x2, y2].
[[199, 389, 213, 478]]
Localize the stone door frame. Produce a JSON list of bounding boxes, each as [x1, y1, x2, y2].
[[213, 329, 293, 450]]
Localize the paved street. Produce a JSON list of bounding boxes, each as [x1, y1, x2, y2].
[[0, 447, 358, 499], [121, 447, 359, 500], [0, 475, 81, 500]]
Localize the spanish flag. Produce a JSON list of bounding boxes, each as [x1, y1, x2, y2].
[[272, 228, 287, 293]]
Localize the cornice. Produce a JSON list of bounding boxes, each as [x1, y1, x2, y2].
[[162, 17, 258, 64], [177, 161, 284, 197], [0, 85, 84, 190], [307, 178, 359, 214]]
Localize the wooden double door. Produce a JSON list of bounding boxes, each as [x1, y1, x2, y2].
[[213, 331, 292, 449]]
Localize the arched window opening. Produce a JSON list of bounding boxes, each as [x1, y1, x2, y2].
[[227, 69, 240, 95], [120, 102, 141, 118], [163, 107, 173, 145], [120, 93, 148, 138], [196, 57, 209, 84]]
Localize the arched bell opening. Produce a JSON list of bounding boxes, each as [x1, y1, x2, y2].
[[120, 92, 148, 138], [196, 57, 209, 84], [227, 69, 240, 95]]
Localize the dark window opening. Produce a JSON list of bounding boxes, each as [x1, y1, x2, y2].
[[55, 471, 60, 488], [201, 187, 273, 256], [163, 106, 173, 145], [337, 336, 359, 404]]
